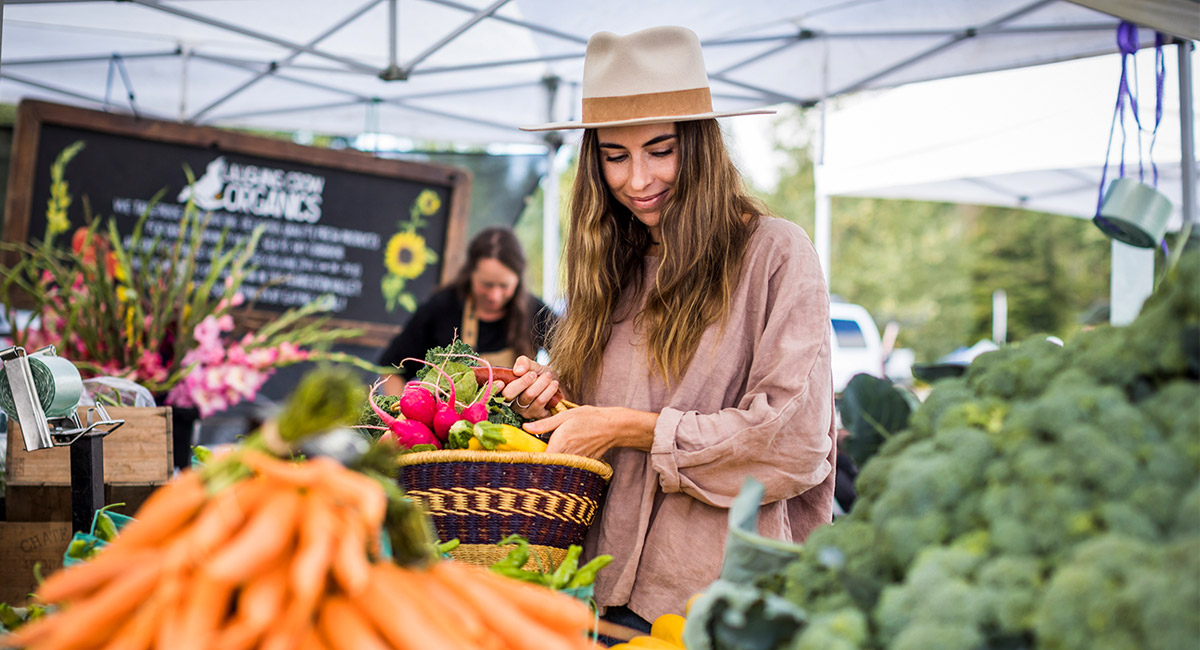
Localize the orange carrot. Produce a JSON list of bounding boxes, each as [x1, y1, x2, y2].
[[208, 618, 265, 650], [431, 561, 586, 650], [241, 449, 319, 486], [443, 560, 594, 632], [317, 595, 391, 650], [290, 491, 337, 602], [173, 571, 234, 650], [377, 563, 504, 648], [258, 598, 315, 650], [30, 556, 163, 650], [235, 554, 291, 636], [353, 564, 473, 650], [111, 471, 207, 551], [313, 458, 386, 526], [99, 588, 169, 650], [330, 509, 371, 597], [297, 624, 332, 650], [35, 548, 160, 604], [203, 487, 302, 584], [173, 477, 270, 561]]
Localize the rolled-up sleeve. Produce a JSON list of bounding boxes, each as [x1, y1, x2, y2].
[[648, 220, 834, 507]]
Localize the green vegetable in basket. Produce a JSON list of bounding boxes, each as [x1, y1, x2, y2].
[[93, 512, 119, 543], [0, 602, 24, 631], [550, 545, 583, 590], [65, 537, 100, 562], [493, 534, 531, 571], [25, 604, 50, 622], [566, 554, 614, 589]]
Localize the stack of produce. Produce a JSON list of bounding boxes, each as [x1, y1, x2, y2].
[[0, 369, 598, 650], [360, 341, 547, 452], [689, 251, 1200, 650], [367, 342, 611, 571]]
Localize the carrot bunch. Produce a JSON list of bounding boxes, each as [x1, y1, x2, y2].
[[0, 450, 598, 650]]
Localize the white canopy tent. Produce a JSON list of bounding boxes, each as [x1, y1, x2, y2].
[[0, 0, 1196, 307]]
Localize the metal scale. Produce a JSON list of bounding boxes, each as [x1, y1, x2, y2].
[[0, 345, 125, 532]]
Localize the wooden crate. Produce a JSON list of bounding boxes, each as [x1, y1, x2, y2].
[[3, 485, 158, 523], [0, 521, 71, 603], [5, 406, 173, 487]]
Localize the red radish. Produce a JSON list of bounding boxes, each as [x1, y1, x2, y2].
[[399, 384, 437, 428], [432, 402, 463, 441], [366, 379, 441, 449], [460, 402, 488, 424]]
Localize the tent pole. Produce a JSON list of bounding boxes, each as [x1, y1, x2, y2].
[[541, 75, 563, 310], [1178, 39, 1197, 226], [814, 43, 832, 285]]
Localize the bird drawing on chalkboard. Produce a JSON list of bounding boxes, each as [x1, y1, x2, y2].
[[178, 156, 226, 211]]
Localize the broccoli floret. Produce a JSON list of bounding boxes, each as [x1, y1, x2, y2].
[[966, 338, 1068, 401], [783, 520, 887, 614], [889, 622, 984, 650], [976, 554, 1044, 635], [1174, 480, 1200, 538], [873, 546, 986, 640], [789, 608, 868, 650], [1034, 534, 1200, 650]]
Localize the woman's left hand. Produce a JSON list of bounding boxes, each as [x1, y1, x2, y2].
[[524, 405, 658, 459]]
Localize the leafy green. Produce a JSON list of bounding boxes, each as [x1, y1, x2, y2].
[[837, 374, 916, 467], [358, 394, 401, 430]]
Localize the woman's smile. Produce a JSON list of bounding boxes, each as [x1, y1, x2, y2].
[[629, 189, 670, 210]]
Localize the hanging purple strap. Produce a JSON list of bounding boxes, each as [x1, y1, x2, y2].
[[1095, 22, 1170, 253]]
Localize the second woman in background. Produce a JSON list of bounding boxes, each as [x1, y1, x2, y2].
[[377, 227, 556, 395]]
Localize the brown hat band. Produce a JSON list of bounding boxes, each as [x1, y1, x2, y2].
[[581, 87, 713, 123]]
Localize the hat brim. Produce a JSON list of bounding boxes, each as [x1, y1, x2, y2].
[[520, 108, 776, 132]]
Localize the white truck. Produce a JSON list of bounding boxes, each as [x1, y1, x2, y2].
[[829, 301, 885, 394]]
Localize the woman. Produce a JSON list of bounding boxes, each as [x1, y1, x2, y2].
[[502, 26, 837, 629], [377, 227, 555, 395]]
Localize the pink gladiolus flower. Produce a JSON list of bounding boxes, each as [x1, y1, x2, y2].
[[276, 342, 309, 364], [245, 346, 278, 369]]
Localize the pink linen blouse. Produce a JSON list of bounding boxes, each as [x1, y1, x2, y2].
[[579, 216, 837, 621]]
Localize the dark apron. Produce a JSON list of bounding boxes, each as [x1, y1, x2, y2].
[[460, 295, 517, 369]]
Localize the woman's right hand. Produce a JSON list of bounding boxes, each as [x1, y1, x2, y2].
[[499, 355, 560, 419]]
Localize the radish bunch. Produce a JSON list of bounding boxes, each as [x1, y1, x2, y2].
[[363, 354, 497, 450]]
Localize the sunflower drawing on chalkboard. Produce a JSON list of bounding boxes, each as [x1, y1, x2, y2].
[[381, 189, 441, 313]]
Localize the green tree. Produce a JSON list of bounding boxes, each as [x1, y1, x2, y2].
[[754, 116, 1111, 363]]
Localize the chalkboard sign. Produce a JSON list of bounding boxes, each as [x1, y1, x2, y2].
[[2, 100, 472, 346]]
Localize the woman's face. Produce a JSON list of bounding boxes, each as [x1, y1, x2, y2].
[[470, 257, 519, 320], [596, 122, 679, 241]]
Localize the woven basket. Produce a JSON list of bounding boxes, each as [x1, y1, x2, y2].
[[397, 450, 612, 569]]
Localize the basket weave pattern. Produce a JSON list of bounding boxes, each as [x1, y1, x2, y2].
[[397, 450, 612, 561]]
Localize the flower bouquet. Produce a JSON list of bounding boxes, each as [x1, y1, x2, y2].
[[1, 156, 384, 418]]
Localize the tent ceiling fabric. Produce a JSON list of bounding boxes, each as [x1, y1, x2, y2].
[[820, 47, 1195, 228], [1, 0, 1191, 145]]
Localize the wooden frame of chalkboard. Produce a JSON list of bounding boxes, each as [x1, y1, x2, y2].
[[3, 100, 472, 347]]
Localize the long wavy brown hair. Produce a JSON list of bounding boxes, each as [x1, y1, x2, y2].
[[451, 227, 536, 359], [549, 119, 765, 398]]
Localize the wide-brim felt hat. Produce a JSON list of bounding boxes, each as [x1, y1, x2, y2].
[[521, 26, 775, 131]]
